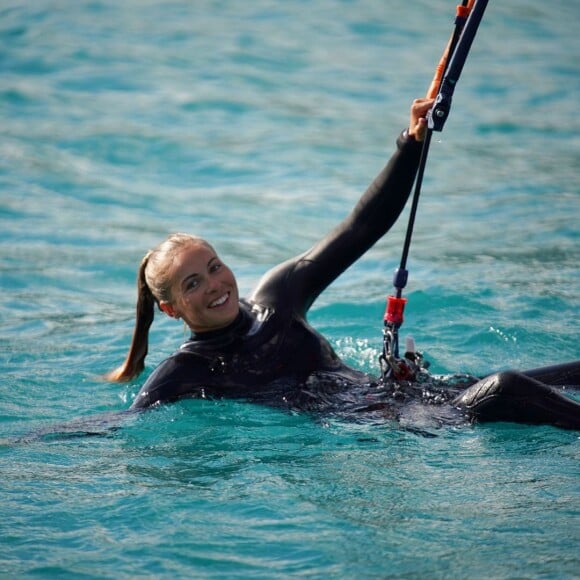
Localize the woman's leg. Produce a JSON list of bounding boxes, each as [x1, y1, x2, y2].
[[523, 360, 580, 386], [453, 369, 580, 430]]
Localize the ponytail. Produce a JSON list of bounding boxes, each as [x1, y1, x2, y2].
[[104, 252, 156, 382]]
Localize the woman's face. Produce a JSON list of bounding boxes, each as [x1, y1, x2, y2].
[[162, 242, 240, 333]]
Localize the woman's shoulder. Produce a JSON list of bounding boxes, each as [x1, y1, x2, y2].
[[130, 348, 212, 409]]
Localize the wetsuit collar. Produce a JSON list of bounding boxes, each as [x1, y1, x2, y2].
[[189, 305, 251, 342]]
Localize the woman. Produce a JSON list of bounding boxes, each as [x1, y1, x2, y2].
[[106, 99, 580, 430]]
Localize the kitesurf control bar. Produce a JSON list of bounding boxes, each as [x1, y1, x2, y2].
[[380, 0, 489, 381], [429, 0, 489, 132]]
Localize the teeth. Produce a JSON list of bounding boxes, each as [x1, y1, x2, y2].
[[210, 293, 228, 308]]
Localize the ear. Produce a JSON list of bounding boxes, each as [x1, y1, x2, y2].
[[159, 301, 179, 319]]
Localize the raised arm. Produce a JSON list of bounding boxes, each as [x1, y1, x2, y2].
[[251, 99, 433, 318]]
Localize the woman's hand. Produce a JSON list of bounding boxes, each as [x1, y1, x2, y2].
[[408, 98, 435, 142]]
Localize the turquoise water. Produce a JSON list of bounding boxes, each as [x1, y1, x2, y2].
[[1, 0, 579, 577]]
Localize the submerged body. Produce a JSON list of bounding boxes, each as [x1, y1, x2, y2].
[[130, 131, 580, 430], [132, 295, 580, 430]]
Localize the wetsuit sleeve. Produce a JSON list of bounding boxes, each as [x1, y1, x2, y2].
[[250, 130, 423, 317]]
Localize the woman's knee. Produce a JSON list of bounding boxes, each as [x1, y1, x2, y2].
[[452, 370, 524, 409], [492, 370, 526, 394]]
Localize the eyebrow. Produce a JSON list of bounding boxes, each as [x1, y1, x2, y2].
[[179, 256, 219, 290]]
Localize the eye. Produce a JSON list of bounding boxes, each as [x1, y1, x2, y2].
[[209, 262, 222, 273], [185, 277, 199, 291]]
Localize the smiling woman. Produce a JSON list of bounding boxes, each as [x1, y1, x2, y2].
[[103, 100, 580, 428], [105, 99, 432, 404]]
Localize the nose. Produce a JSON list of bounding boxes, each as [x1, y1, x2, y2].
[[205, 275, 220, 293]]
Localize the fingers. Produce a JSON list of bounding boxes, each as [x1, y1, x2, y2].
[[412, 97, 435, 110], [408, 98, 435, 142]]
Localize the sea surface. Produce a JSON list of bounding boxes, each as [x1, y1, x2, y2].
[[1, 0, 579, 578]]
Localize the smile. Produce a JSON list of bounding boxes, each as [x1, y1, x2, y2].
[[209, 293, 229, 308]]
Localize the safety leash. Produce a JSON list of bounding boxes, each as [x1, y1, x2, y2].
[[380, 0, 490, 382]]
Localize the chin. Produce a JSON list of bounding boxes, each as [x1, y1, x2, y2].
[[217, 303, 239, 324]]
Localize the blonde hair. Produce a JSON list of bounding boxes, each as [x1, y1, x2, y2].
[[104, 233, 211, 382]]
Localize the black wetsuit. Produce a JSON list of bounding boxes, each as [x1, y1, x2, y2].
[[131, 131, 580, 430]]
